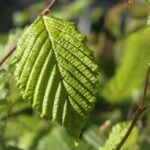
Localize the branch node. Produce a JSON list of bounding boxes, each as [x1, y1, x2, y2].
[[40, 0, 57, 16]]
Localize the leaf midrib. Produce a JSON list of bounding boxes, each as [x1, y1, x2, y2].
[[41, 16, 69, 124]]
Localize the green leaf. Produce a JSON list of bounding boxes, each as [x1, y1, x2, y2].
[[99, 121, 139, 150], [102, 26, 150, 103], [14, 15, 98, 137], [36, 125, 96, 150]]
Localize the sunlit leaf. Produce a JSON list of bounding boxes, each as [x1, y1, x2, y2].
[[14, 15, 98, 137]]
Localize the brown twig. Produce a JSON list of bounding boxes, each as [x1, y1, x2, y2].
[[0, 0, 57, 68], [0, 46, 17, 67], [140, 63, 150, 109], [115, 64, 150, 150], [115, 108, 147, 150], [40, 0, 57, 16], [126, 0, 135, 5]]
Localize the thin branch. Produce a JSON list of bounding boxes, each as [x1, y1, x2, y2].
[[115, 64, 150, 150], [115, 108, 147, 150], [0, 46, 17, 67], [0, 0, 57, 68], [140, 63, 150, 109], [40, 0, 57, 16]]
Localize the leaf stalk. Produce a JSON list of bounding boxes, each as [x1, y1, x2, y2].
[[40, 0, 57, 16]]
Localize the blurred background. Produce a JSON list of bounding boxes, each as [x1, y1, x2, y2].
[[0, 0, 150, 149]]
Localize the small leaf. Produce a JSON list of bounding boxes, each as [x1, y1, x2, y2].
[[99, 121, 138, 150], [14, 15, 98, 137]]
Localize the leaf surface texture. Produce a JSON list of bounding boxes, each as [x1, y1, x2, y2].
[[14, 15, 98, 137]]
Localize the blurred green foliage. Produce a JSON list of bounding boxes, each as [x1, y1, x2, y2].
[[102, 26, 150, 103], [0, 0, 150, 150]]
